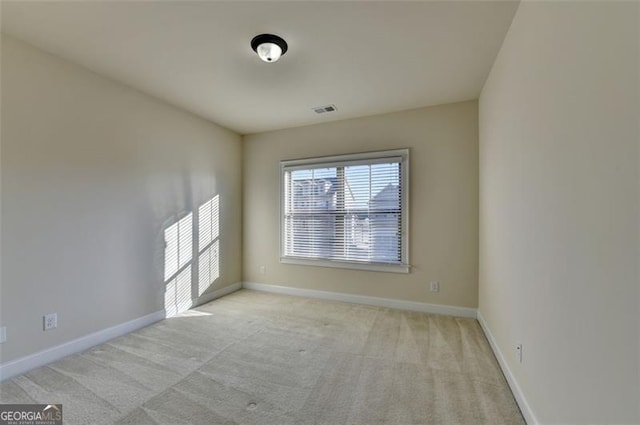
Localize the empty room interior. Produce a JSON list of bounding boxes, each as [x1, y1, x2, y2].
[[0, 1, 639, 424]]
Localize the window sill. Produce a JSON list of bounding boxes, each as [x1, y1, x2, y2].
[[280, 256, 410, 274]]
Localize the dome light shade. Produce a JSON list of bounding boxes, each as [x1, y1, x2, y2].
[[256, 42, 282, 63], [251, 34, 288, 63]]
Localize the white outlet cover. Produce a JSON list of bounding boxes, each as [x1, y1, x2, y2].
[[44, 313, 58, 331], [430, 281, 440, 292], [0, 326, 6, 343]]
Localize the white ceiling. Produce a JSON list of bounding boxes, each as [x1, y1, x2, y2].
[[1, 1, 519, 135]]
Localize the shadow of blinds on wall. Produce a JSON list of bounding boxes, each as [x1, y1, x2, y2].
[[163, 194, 221, 317], [198, 195, 220, 296], [164, 213, 193, 317]]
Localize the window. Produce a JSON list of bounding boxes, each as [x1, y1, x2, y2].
[[281, 149, 409, 273]]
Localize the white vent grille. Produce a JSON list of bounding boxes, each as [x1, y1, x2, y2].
[[312, 104, 337, 114]]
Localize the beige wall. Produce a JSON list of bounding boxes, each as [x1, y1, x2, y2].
[[0, 36, 242, 363], [479, 2, 639, 424], [243, 101, 478, 308]]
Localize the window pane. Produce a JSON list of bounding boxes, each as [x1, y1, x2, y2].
[[282, 152, 405, 267], [290, 168, 337, 212]]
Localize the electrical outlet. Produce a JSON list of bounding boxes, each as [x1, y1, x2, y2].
[[429, 281, 440, 292], [0, 326, 6, 343], [43, 313, 57, 331], [516, 343, 523, 363], [259, 265, 266, 275]]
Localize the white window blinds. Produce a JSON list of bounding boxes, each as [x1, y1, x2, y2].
[[281, 150, 409, 273]]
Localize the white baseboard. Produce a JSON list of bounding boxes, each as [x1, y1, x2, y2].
[[0, 310, 165, 382], [0, 282, 242, 381], [196, 282, 242, 306], [165, 281, 242, 317], [242, 281, 477, 318], [477, 310, 538, 425]]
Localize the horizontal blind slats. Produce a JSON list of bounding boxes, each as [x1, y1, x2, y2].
[[283, 158, 403, 265]]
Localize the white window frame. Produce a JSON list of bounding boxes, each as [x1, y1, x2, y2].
[[280, 149, 410, 273]]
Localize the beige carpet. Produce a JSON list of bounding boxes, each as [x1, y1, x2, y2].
[[0, 289, 525, 425]]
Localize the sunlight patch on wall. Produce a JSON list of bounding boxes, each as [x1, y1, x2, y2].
[[198, 240, 219, 296], [198, 195, 220, 296], [164, 265, 192, 317], [164, 213, 193, 316], [164, 213, 192, 281], [163, 195, 221, 316], [198, 195, 219, 251]]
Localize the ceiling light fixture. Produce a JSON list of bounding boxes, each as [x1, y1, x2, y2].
[[251, 34, 288, 63]]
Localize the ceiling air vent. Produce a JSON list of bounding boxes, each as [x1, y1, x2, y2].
[[313, 104, 337, 114]]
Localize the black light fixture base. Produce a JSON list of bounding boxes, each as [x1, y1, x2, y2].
[[251, 34, 288, 56]]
